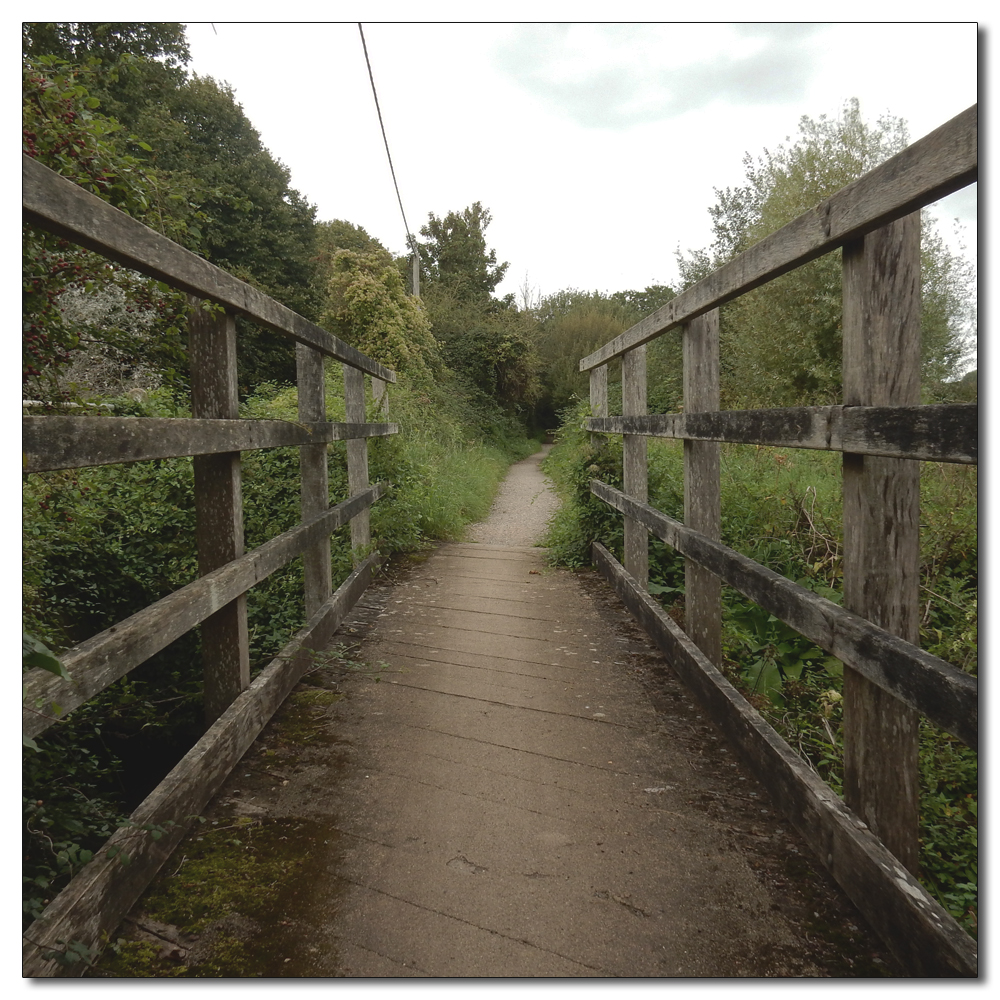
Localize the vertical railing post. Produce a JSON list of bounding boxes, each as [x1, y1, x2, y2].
[[841, 213, 921, 872], [297, 344, 332, 618], [372, 376, 389, 419], [189, 299, 250, 725], [589, 363, 607, 447], [683, 310, 722, 665], [344, 363, 371, 561], [622, 346, 648, 588]]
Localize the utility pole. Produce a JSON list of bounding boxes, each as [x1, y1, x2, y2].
[[410, 237, 420, 298]]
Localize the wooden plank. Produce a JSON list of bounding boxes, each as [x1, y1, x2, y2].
[[589, 364, 608, 448], [841, 214, 922, 872], [344, 364, 371, 559], [589, 480, 977, 747], [586, 403, 976, 464], [22, 556, 377, 978], [22, 486, 385, 740], [372, 377, 389, 419], [190, 302, 250, 724], [22, 155, 395, 382], [22, 417, 399, 473], [683, 310, 721, 665], [297, 344, 332, 618], [591, 542, 976, 977], [622, 347, 648, 587], [580, 105, 977, 371]]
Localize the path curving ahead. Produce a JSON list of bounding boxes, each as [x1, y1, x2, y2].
[[107, 447, 898, 977]]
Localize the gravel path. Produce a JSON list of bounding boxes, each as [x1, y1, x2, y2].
[[462, 444, 560, 547]]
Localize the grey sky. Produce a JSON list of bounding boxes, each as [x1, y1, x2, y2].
[[496, 23, 825, 127], [180, 21, 978, 303]]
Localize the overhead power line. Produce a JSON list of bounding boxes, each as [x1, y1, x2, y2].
[[358, 23, 416, 256]]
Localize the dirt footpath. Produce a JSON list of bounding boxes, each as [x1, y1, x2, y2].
[[102, 446, 901, 977]]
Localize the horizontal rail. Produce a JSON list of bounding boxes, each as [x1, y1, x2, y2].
[[591, 480, 977, 747], [22, 155, 395, 382], [23, 484, 386, 740], [23, 417, 399, 472], [587, 403, 977, 464], [580, 104, 977, 370], [22, 554, 377, 978], [592, 542, 976, 976]]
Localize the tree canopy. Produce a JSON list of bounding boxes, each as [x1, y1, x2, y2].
[[22, 23, 320, 396], [418, 202, 510, 303]]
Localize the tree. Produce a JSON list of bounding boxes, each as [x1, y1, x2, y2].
[[322, 248, 438, 378], [676, 99, 975, 407], [418, 202, 509, 302], [415, 203, 538, 412], [22, 54, 202, 402], [25, 23, 323, 394]]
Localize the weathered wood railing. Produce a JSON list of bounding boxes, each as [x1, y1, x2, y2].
[[581, 105, 977, 976], [22, 154, 398, 976]]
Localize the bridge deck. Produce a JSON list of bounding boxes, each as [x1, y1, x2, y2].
[[103, 453, 899, 977], [309, 541, 812, 976]]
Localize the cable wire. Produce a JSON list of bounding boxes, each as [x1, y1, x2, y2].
[[358, 23, 416, 254]]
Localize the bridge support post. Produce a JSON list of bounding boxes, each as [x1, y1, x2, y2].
[[372, 376, 389, 419], [683, 310, 722, 665], [841, 213, 921, 873], [344, 364, 371, 561], [298, 344, 332, 617], [622, 346, 648, 588], [590, 364, 608, 449], [189, 300, 250, 725]]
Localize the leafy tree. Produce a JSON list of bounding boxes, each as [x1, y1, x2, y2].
[[322, 248, 438, 378], [529, 285, 680, 425], [417, 201, 509, 301], [25, 23, 322, 394], [676, 99, 975, 407], [415, 203, 539, 412], [22, 55, 201, 402]]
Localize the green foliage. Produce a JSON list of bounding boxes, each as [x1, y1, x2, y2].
[[22, 56, 198, 403], [676, 98, 975, 407], [323, 248, 439, 377], [418, 201, 509, 301], [24, 24, 321, 395], [543, 416, 977, 933]]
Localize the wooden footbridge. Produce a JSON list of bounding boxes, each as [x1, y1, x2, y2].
[[22, 105, 978, 977]]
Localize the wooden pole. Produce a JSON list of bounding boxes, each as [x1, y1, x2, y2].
[[683, 309, 722, 665], [189, 299, 250, 725], [622, 346, 648, 588], [297, 344, 332, 618], [590, 363, 608, 448], [344, 364, 371, 560], [841, 213, 922, 872]]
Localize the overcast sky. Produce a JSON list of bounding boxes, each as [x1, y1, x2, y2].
[[181, 20, 978, 304]]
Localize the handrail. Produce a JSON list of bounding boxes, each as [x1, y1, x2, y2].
[[22, 155, 395, 381], [580, 105, 978, 976], [22, 152, 399, 976], [580, 104, 977, 371]]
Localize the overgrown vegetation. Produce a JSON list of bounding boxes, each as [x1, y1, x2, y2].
[[543, 402, 977, 935], [23, 22, 976, 961]]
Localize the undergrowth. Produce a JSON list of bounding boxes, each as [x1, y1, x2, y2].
[[23, 370, 537, 929], [543, 398, 978, 936]]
